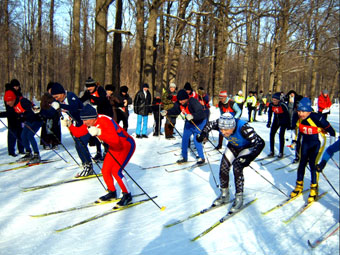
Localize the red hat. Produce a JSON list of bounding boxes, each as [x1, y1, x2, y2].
[[219, 90, 228, 97], [4, 90, 16, 102]]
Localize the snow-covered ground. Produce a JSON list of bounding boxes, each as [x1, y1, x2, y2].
[[0, 101, 339, 255]]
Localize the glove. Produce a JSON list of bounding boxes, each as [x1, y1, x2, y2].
[[235, 155, 253, 168], [61, 118, 72, 127], [316, 160, 326, 172], [88, 126, 101, 136], [266, 122, 271, 128], [196, 132, 207, 143], [51, 101, 60, 110], [186, 114, 194, 121], [290, 140, 297, 150], [160, 110, 167, 116], [32, 106, 41, 114]]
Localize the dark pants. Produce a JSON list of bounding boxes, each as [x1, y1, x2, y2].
[[153, 112, 163, 135], [297, 139, 320, 184], [270, 121, 287, 154], [21, 121, 42, 154], [8, 126, 25, 155], [75, 133, 92, 164]]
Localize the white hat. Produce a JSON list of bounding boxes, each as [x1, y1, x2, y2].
[[238, 90, 243, 95], [169, 83, 176, 88], [218, 113, 236, 130]]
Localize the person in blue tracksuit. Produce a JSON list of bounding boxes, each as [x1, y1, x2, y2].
[[196, 113, 264, 212], [162, 89, 206, 165], [290, 97, 336, 203], [316, 137, 339, 171], [267, 92, 290, 158]]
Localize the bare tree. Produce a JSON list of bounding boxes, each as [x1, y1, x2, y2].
[[47, 0, 55, 83], [112, 0, 122, 89]]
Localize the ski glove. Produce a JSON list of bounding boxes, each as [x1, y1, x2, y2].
[[160, 110, 167, 117], [61, 118, 72, 127], [88, 126, 101, 136], [235, 155, 253, 168], [186, 114, 194, 121], [316, 160, 326, 172], [51, 101, 60, 110], [32, 106, 41, 114], [266, 122, 271, 128], [196, 132, 207, 143]]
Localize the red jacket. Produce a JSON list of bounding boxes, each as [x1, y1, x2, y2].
[[318, 93, 331, 113]]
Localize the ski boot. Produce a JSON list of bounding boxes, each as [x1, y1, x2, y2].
[[116, 192, 132, 207], [292, 156, 299, 164], [212, 188, 229, 206], [97, 190, 117, 203], [76, 162, 94, 177], [277, 153, 283, 159], [308, 183, 318, 203], [316, 160, 326, 172], [197, 158, 205, 165], [18, 152, 32, 162], [229, 192, 243, 213], [93, 153, 103, 162], [290, 180, 304, 198], [29, 153, 41, 164], [267, 151, 274, 157], [177, 158, 187, 164]]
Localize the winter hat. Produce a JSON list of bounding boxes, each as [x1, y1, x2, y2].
[[10, 79, 20, 87], [238, 90, 243, 95], [184, 82, 192, 91], [85, 77, 96, 87], [218, 113, 236, 130], [120, 86, 128, 93], [322, 89, 328, 94], [272, 92, 281, 100], [47, 82, 55, 91], [169, 83, 176, 89], [50, 82, 65, 95], [80, 104, 98, 120], [4, 90, 16, 102], [142, 83, 149, 89], [219, 90, 228, 97], [297, 97, 313, 112], [105, 84, 115, 92], [177, 89, 189, 101]]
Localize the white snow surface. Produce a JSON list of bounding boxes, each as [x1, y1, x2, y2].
[[0, 103, 339, 255]]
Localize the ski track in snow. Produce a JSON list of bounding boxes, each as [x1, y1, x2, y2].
[[0, 102, 339, 255]]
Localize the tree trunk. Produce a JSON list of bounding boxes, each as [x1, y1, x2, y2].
[[160, 2, 172, 89], [72, 0, 81, 95], [4, 0, 10, 82], [47, 0, 55, 83], [112, 0, 123, 90], [135, 0, 144, 90], [82, 0, 90, 84], [37, 0, 42, 99]]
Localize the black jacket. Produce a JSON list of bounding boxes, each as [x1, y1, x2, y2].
[[134, 90, 152, 116], [167, 97, 205, 125], [80, 86, 113, 117]]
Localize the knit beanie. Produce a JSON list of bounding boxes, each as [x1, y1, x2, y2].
[[120, 86, 128, 93], [4, 90, 17, 102], [105, 84, 115, 92], [50, 82, 65, 95], [184, 82, 192, 91], [85, 77, 96, 87], [142, 83, 149, 89], [272, 92, 281, 100], [219, 90, 228, 97], [297, 97, 313, 112], [322, 89, 328, 94], [80, 104, 98, 120], [218, 113, 236, 130], [169, 83, 176, 89], [10, 79, 20, 87], [177, 89, 189, 101]]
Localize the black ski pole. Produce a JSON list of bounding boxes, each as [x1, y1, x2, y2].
[[203, 146, 219, 188], [321, 172, 340, 197], [23, 122, 68, 163], [96, 137, 166, 211]]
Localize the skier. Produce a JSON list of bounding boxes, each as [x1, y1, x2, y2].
[[290, 97, 336, 203], [134, 83, 152, 138], [316, 137, 340, 171], [266, 92, 290, 158], [50, 82, 94, 177], [162, 83, 177, 139], [196, 113, 264, 212], [215, 90, 241, 150], [184, 82, 199, 99], [197, 87, 210, 120], [151, 92, 163, 136], [80, 104, 136, 207], [3, 90, 42, 163], [245, 91, 256, 122], [161, 89, 206, 165]]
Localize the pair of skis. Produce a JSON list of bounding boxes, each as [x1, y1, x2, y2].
[[0, 159, 60, 173]]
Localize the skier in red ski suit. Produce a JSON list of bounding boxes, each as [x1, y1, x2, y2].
[[80, 104, 136, 207]]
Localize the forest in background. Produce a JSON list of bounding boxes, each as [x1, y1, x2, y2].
[[0, 0, 339, 104]]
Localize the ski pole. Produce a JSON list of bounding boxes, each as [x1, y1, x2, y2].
[[0, 118, 25, 152], [96, 137, 166, 211], [64, 112, 106, 191], [321, 172, 340, 197], [203, 146, 219, 188], [248, 165, 289, 197], [331, 157, 340, 170], [23, 122, 68, 163]]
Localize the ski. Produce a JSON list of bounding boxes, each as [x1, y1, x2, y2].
[[191, 198, 257, 242], [288, 167, 299, 172], [157, 147, 181, 155], [283, 192, 328, 224], [260, 155, 291, 166], [165, 159, 219, 173], [164, 200, 234, 228], [22, 173, 103, 192], [254, 155, 274, 162], [0, 159, 59, 173], [141, 160, 196, 170], [30, 193, 145, 217], [0, 159, 30, 167], [261, 189, 309, 215], [55, 196, 157, 232], [308, 222, 340, 248]]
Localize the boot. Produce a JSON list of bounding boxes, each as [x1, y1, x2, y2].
[[308, 183, 318, 203], [292, 156, 299, 164], [116, 192, 132, 207], [277, 153, 283, 158], [76, 162, 94, 177], [97, 190, 117, 203], [212, 188, 229, 206], [18, 152, 32, 162], [230, 192, 243, 213], [197, 158, 205, 165], [93, 153, 103, 162], [29, 153, 41, 164], [177, 158, 187, 164], [290, 180, 304, 198], [267, 151, 274, 157]]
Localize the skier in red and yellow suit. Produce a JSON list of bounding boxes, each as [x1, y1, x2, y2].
[[80, 104, 136, 207]]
